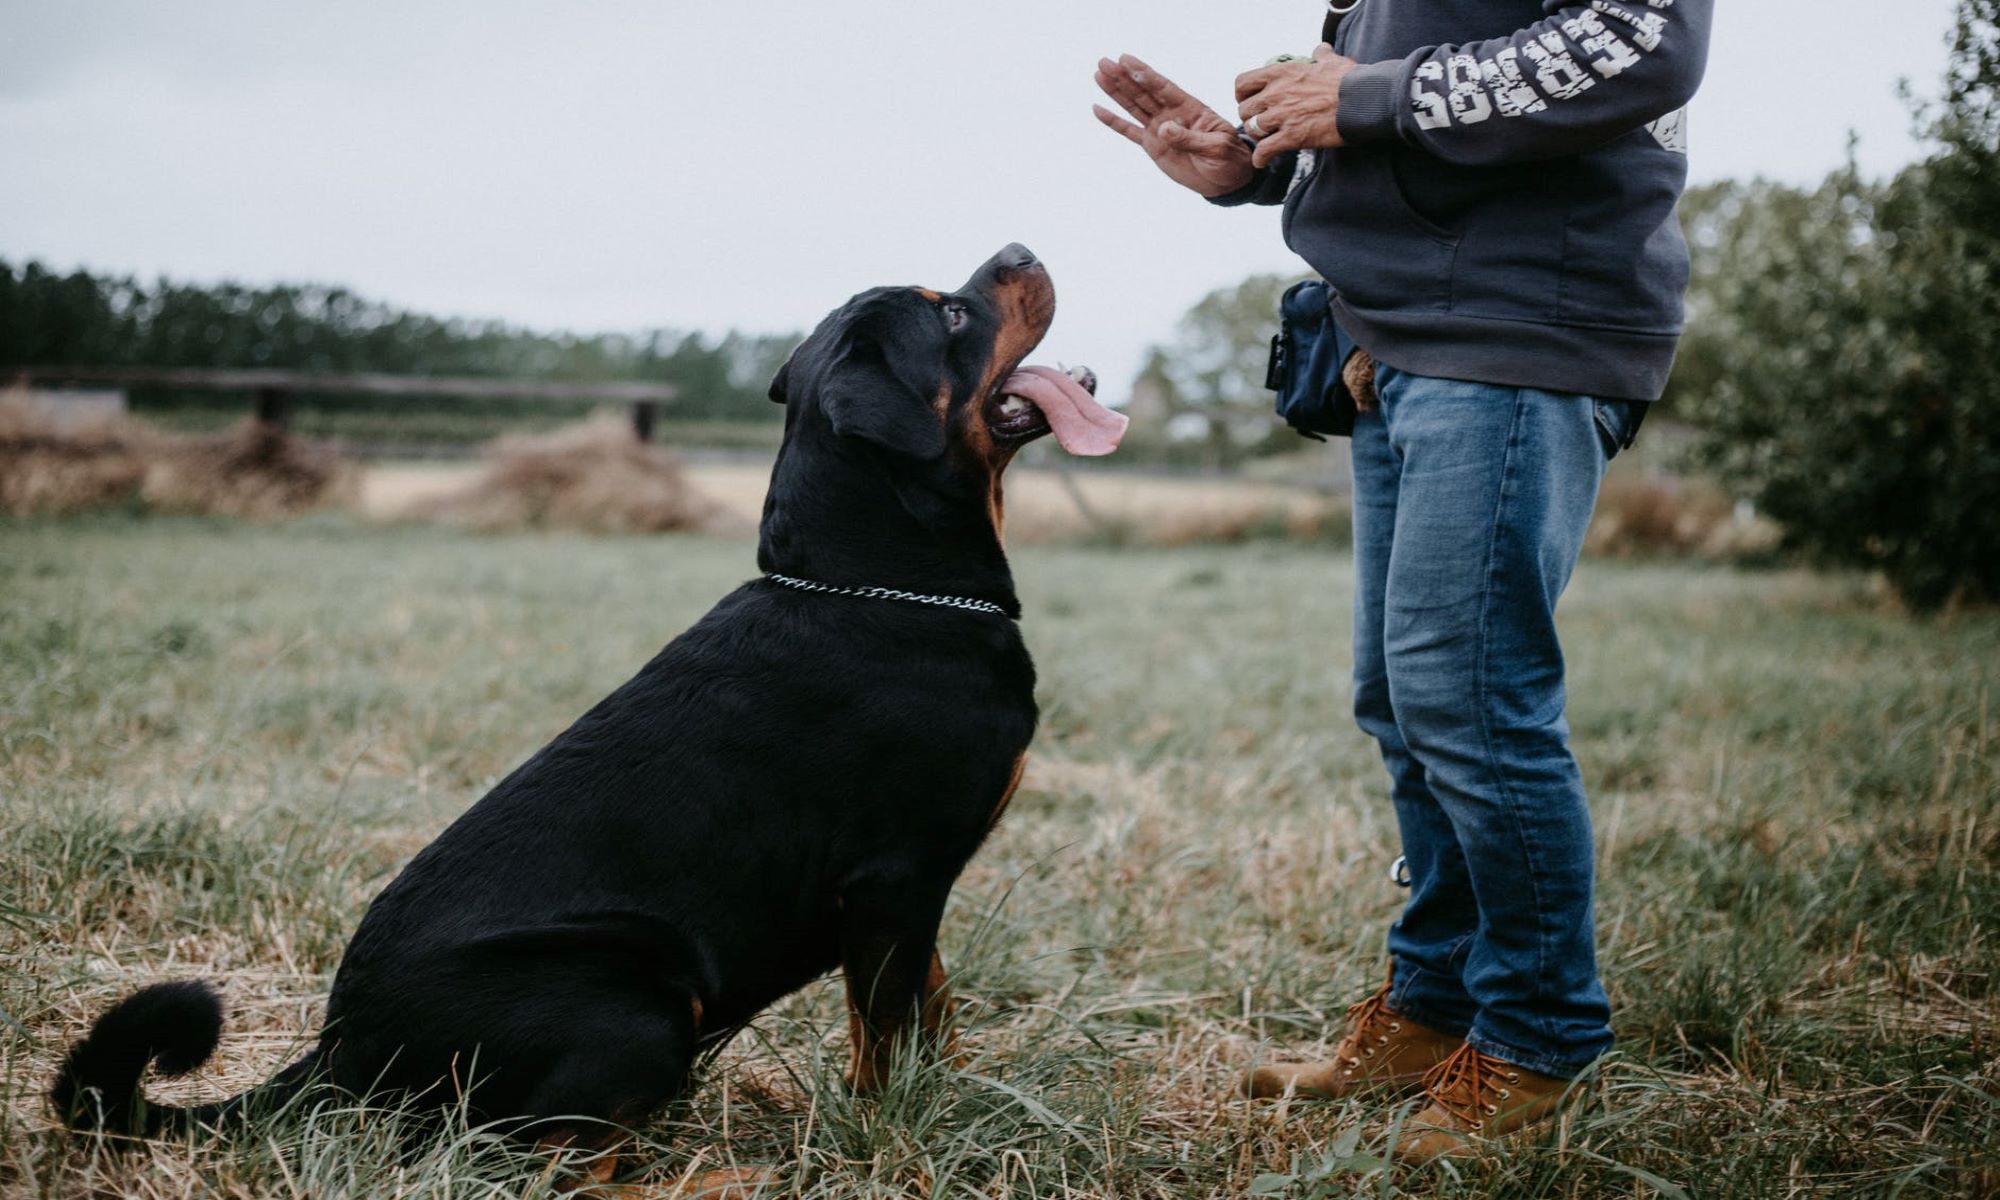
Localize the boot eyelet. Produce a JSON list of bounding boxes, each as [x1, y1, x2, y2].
[[1375, 1036, 1389, 1045], [1471, 1120, 1484, 1131], [1387, 1022, 1401, 1032], [1505, 1072, 1520, 1084], [1482, 1103, 1498, 1116], [1363, 1048, 1375, 1057], [1498, 1088, 1511, 1099]]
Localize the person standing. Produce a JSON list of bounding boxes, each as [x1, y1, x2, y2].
[[1092, 0, 1711, 1162]]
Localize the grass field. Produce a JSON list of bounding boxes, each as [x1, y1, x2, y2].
[[1, 518, 1995, 1198]]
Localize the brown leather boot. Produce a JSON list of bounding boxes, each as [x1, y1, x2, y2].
[[1242, 968, 1463, 1100], [1391, 1042, 1579, 1163]]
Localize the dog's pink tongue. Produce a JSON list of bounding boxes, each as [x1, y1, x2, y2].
[[1000, 366, 1129, 456]]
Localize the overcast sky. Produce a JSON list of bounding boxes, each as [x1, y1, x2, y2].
[[0, 1, 1964, 400]]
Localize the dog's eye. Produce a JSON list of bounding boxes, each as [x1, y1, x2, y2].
[[943, 303, 969, 333]]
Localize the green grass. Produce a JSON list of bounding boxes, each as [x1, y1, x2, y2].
[[1, 517, 1995, 1197]]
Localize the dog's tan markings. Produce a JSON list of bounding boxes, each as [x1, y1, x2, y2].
[[920, 950, 961, 1061], [946, 397, 1010, 540], [987, 472, 1006, 541], [913, 287, 942, 302], [689, 996, 703, 1032], [844, 992, 875, 1091], [984, 270, 1055, 389], [845, 958, 959, 1093], [540, 1130, 624, 1192], [543, 1132, 778, 1198], [843, 944, 961, 1093], [987, 753, 1027, 832]]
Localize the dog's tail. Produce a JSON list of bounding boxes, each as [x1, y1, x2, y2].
[[51, 981, 321, 1138]]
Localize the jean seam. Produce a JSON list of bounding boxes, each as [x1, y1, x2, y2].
[[1465, 1029, 1590, 1080], [1391, 939, 1474, 1009], [1390, 957, 1475, 1039], [1472, 390, 1558, 1052]]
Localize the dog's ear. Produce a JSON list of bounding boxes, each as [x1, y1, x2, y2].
[[818, 322, 948, 459], [767, 354, 792, 405]]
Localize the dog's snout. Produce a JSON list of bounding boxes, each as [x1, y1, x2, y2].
[[997, 243, 1039, 271], [968, 244, 1043, 288]]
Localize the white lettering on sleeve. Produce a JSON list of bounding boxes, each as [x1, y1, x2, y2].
[[1479, 47, 1549, 118], [1445, 53, 1495, 123], [1566, 10, 1642, 78], [1411, 60, 1452, 130], [1523, 30, 1596, 100]]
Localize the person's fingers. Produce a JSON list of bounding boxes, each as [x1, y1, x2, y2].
[[1159, 120, 1231, 153], [1311, 41, 1338, 63], [1093, 104, 1146, 147], [1244, 107, 1285, 143], [1118, 53, 1201, 113], [1104, 57, 1167, 121], [1096, 61, 1161, 123], [1239, 89, 1274, 122], [1168, 125, 1244, 161], [1251, 125, 1301, 169], [1235, 64, 1284, 102]]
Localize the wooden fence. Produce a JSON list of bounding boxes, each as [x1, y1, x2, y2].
[[8, 366, 677, 442]]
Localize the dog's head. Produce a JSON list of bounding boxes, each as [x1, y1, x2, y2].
[[767, 245, 1126, 495]]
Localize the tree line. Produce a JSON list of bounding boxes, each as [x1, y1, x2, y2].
[[0, 261, 796, 425]]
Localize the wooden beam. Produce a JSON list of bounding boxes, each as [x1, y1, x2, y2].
[[8, 366, 676, 404], [253, 386, 290, 429]]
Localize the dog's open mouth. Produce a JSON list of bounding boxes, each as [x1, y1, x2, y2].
[[987, 365, 1128, 456]]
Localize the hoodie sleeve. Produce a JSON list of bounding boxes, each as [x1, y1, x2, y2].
[[1207, 135, 1297, 207], [1335, 0, 1711, 166]]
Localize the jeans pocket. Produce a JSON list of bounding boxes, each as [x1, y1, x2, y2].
[[1592, 399, 1647, 461]]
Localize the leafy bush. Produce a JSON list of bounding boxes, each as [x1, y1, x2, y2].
[[1672, 0, 2000, 609]]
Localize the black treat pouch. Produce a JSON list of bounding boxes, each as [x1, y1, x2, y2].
[[1266, 279, 1358, 440]]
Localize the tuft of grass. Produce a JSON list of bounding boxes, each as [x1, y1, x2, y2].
[[1, 515, 1995, 1196]]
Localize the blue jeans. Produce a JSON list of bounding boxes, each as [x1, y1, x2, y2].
[[1349, 363, 1636, 1080]]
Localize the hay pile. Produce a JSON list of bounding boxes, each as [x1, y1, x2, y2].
[[0, 389, 354, 519], [416, 414, 719, 533], [1586, 472, 1779, 559]]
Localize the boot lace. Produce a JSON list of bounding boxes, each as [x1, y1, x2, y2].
[[1419, 1043, 1520, 1131], [1334, 965, 1404, 1071]]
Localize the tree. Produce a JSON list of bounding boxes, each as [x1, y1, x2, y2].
[[1674, 0, 2000, 609], [0, 261, 800, 429], [1136, 272, 1307, 468]]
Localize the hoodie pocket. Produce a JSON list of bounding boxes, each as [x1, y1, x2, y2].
[[1387, 148, 1460, 247], [1296, 146, 1459, 314]]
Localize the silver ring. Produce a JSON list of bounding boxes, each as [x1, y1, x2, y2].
[[1246, 114, 1266, 138], [1328, 0, 1362, 13]]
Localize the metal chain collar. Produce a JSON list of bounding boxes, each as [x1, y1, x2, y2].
[[763, 572, 1013, 618]]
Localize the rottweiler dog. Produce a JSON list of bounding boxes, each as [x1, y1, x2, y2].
[[52, 244, 1126, 1188]]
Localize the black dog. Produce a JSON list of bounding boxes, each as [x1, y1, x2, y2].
[[52, 245, 1126, 1184]]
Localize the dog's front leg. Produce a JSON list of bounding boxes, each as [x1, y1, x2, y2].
[[838, 877, 956, 1093]]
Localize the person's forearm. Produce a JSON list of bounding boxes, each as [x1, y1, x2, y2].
[[1336, 0, 1711, 166]]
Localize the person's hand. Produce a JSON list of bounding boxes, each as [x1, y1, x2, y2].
[[1235, 43, 1359, 168], [1093, 54, 1255, 198]]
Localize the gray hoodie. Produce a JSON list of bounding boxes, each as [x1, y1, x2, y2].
[[1216, 0, 1712, 402]]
